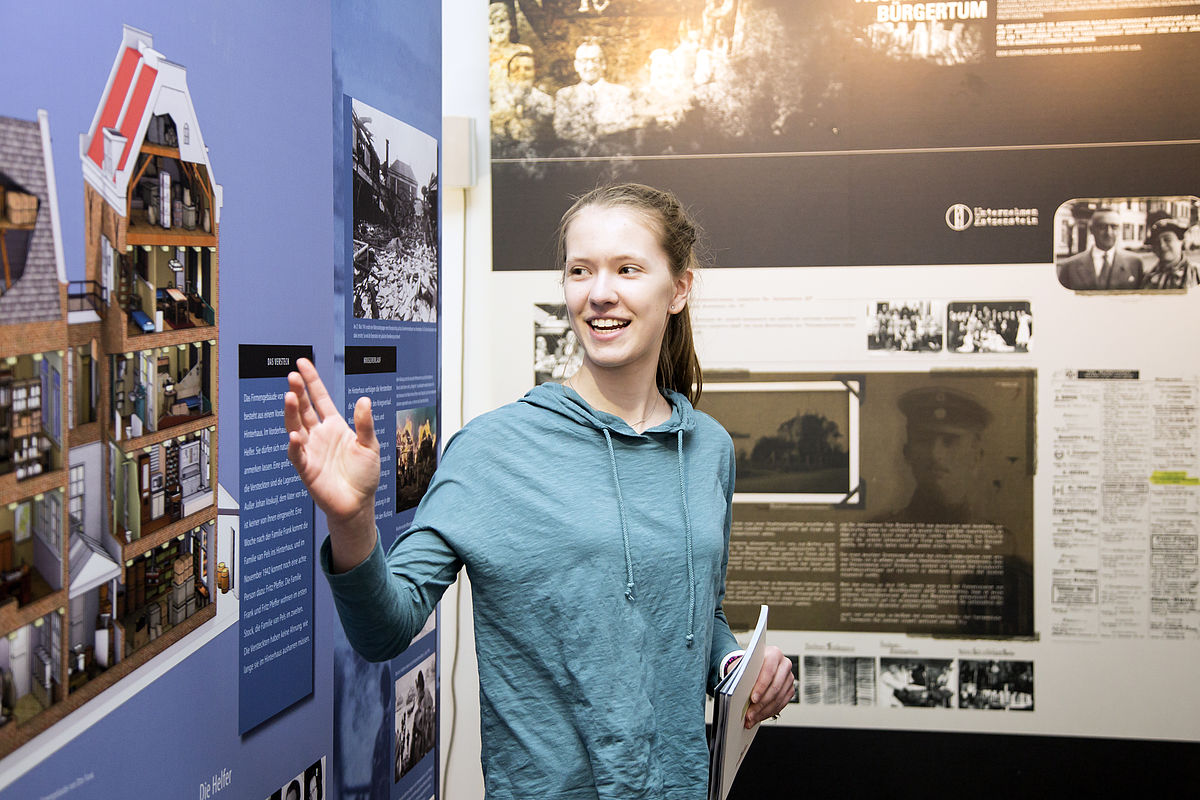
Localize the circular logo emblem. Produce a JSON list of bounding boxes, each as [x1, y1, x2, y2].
[[945, 203, 973, 231]]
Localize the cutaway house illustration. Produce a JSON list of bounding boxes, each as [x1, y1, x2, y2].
[[0, 25, 221, 755]]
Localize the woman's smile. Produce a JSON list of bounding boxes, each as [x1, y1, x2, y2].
[[563, 205, 689, 377]]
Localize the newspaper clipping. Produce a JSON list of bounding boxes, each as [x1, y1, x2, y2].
[[1050, 370, 1200, 640]]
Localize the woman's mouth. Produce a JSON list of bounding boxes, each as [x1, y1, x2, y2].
[[588, 318, 629, 332]]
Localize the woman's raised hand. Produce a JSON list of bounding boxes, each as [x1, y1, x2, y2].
[[284, 358, 380, 570]]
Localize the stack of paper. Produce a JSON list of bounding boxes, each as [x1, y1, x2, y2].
[[708, 604, 769, 800]]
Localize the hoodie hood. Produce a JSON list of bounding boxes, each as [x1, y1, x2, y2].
[[519, 381, 701, 646], [517, 380, 697, 437]]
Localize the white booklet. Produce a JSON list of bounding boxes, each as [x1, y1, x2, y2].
[[708, 604, 769, 800]]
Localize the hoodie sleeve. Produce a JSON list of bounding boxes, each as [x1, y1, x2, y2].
[[320, 523, 461, 662], [707, 439, 740, 690], [320, 432, 472, 662]]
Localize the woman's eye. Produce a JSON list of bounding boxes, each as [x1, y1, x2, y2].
[[619, 264, 640, 275]]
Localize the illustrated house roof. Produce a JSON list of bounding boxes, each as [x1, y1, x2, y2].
[[80, 25, 221, 222], [68, 529, 121, 599], [0, 112, 66, 326]]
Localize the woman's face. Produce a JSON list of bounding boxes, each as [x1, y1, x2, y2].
[[1152, 230, 1183, 264], [563, 205, 691, 381], [489, 5, 512, 44]]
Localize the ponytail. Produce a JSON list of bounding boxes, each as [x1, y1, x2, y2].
[[658, 280, 702, 406]]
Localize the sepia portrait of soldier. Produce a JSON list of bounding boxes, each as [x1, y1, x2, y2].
[[882, 386, 990, 523], [877, 383, 1033, 635]]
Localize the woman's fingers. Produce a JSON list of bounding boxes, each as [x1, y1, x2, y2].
[[748, 648, 780, 705], [287, 429, 307, 474], [745, 647, 795, 726], [284, 387, 313, 476], [767, 656, 795, 708], [353, 395, 378, 451], [284, 360, 378, 488], [284, 383, 308, 435], [296, 357, 340, 422], [288, 369, 321, 431]]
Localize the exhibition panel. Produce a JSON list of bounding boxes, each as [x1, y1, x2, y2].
[[485, 0, 1200, 754], [0, 2, 442, 798]]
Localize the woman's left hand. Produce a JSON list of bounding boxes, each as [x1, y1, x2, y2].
[[744, 646, 795, 728]]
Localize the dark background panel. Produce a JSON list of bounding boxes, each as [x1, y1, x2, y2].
[[492, 156, 854, 270], [238, 344, 315, 379], [729, 727, 1199, 797], [493, 142, 1200, 269], [839, 36, 1200, 152]]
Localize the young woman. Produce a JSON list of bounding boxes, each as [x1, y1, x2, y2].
[[284, 183, 794, 798]]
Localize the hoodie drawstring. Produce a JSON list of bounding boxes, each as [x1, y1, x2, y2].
[[601, 427, 697, 647], [602, 429, 637, 602], [678, 430, 697, 647]]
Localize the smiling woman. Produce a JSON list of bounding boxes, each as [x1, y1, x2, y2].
[[285, 183, 796, 799], [560, 203, 690, 431], [556, 183, 702, 413]]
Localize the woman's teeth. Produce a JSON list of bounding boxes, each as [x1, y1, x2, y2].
[[590, 319, 629, 330]]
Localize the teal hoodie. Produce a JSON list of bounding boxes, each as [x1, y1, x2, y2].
[[322, 382, 740, 799]]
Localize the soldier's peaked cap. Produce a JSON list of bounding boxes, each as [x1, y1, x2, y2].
[[898, 386, 991, 431]]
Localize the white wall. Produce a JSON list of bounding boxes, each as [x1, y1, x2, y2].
[[441, 0, 576, 791], [440, 1, 489, 796]]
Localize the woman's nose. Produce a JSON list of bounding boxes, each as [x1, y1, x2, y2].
[[589, 271, 618, 304]]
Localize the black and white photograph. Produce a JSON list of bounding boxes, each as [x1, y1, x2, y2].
[[719, 371, 1034, 637], [493, 3, 1200, 272], [703, 380, 859, 504], [533, 303, 583, 385], [1052, 196, 1200, 292], [394, 654, 437, 782], [332, 640, 394, 799], [351, 97, 439, 321], [865, 375, 1034, 636], [801, 656, 875, 706], [878, 658, 955, 708], [868, 374, 1033, 532], [303, 757, 324, 800], [867, 301, 943, 353], [946, 301, 1032, 354], [396, 405, 437, 513], [489, 0, 856, 161], [958, 660, 1034, 711]]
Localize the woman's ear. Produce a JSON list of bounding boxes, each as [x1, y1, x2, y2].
[[670, 269, 694, 314]]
